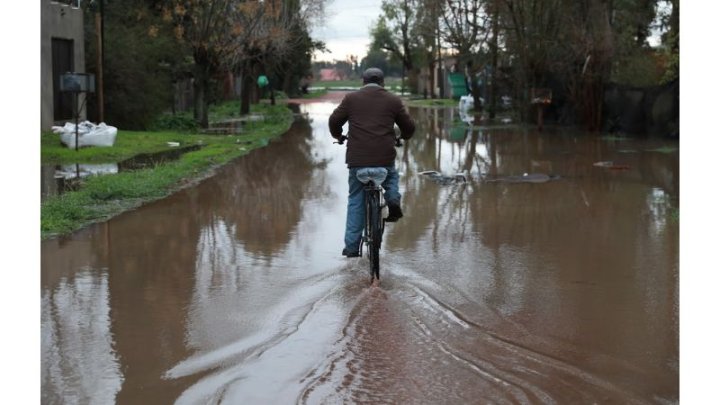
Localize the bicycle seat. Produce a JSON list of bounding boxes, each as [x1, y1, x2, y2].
[[356, 167, 388, 185]]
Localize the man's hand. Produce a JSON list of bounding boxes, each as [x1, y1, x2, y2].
[[333, 135, 348, 145]]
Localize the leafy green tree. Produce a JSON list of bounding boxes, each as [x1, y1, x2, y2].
[[659, 0, 678, 83], [370, 0, 424, 92], [162, 0, 260, 127], [84, 0, 191, 130], [441, 0, 488, 108], [360, 49, 402, 77]]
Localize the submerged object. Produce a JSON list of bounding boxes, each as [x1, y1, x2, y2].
[[484, 173, 559, 183], [419, 170, 468, 185], [593, 161, 631, 170]]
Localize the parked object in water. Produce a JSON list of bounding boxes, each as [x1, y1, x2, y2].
[[419, 170, 468, 185], [484, 173, 559, 183], [52, 121, 118, 149], [458, 95, 484, 112], [593, 161, 631, 170]]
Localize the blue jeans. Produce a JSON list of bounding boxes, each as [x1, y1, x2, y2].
[[345, 165, 400, 253]]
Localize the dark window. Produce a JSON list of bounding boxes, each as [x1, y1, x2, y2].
[[52, 38, 74, 121]]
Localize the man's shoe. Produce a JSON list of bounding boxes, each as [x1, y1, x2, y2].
[[342, 248, 360, 258], [385, 202, 403, 222]]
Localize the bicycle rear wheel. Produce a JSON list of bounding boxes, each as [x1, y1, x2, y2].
[[367, 191, 382, 281]]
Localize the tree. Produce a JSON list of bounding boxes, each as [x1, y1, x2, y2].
[[225, 0, 327, 113], [163, 0, 310, 123], [162, 0, 250, 127], [441, 0, 488, 108], [371, 0, 424, 93], [84, 0, 191, 129], [360, 49, 403, 77]]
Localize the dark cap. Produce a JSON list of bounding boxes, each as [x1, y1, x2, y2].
[[362, 67, 384, 84]]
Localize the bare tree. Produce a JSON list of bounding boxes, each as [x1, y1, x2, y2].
[[164, 0, 265, 127], [441, 0, 488, 109], [372, 0, 423, 93]]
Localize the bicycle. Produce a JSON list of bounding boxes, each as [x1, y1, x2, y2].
[[335, 135, 402, 283]]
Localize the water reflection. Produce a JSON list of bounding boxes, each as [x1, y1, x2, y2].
[[199, 118, 321, 258], [41, 102, 678, 403], [41, 269, 123, 404]]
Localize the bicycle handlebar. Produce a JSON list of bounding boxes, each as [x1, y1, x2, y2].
[[334, 135, 403, 147]]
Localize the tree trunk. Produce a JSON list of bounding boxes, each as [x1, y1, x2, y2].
[[192, 49, 211, 128], [428, 60, 436, 99], [240, 70, 253, 115], [407, 68, 420, 95], [488, 0, 499, 119], [193, 70, 209, 128]]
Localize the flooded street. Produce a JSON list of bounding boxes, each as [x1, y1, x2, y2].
[[41, 98, 678, 404]]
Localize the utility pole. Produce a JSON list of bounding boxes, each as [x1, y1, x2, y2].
[[489, 0, 499, 119], [95, 0, 104, 122], [436, 5, 443, 99]]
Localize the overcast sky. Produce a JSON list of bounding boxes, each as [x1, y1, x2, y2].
[[311, 0, 384, 62]]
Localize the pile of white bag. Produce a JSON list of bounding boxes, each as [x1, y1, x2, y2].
[[52, 121, 118, 148]]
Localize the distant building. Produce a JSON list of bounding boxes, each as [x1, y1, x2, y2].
[[318, 68, 345, 81], [41, 0, 87, 129]]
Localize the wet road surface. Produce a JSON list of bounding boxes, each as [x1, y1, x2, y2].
[[41, 99, 678, 404]]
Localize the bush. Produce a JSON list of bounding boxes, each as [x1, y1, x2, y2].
[[150, 113, 198, 132], [612, 50, 666, 87]]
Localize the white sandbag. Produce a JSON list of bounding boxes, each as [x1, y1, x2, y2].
[[458, 95, 474, 112], [52, 121, 118, 148]]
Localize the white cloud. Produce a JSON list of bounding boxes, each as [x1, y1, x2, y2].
[[311, 0, 383, 61]]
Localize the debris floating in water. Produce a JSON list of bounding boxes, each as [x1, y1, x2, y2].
[[483, 173, 558, 183], [593, 161, 631, 170], [419, 170, 468, 185]]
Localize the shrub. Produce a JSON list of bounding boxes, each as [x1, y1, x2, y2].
[[150, 113, 198, 132]]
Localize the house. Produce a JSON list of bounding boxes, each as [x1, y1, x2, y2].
[[318, 68, 345, 81], [41, 0, 87, 130]]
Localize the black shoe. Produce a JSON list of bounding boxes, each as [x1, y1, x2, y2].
[[342, 248, 360, 258], [385, 202, 403, 222]]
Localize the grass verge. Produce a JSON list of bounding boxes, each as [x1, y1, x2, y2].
[[41, 103, 293, 239], [406, 98, 458, 108]]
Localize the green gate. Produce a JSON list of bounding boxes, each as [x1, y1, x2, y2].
[[448, 73, 468, 99]]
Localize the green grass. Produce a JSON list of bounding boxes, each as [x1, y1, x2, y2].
[[313, 79, 363, 88], [312, 77, 404, 89], [302, 89, 329, 99], [42, 103, 288, 164], [42, 129, 200, 164], [41, 103, 293, 239], [646, 146, 678, 154], [406, 98, 458, 108], [601, 135, 630, 141]]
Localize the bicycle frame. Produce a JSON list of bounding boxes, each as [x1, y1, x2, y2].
[[335, 134, 398, 283], [362, 180, 385, 282]]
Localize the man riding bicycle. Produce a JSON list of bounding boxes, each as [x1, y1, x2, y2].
[[328, 67, 416, 258]]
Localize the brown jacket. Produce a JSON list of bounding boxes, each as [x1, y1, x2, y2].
[[328, 85, 415, 167]]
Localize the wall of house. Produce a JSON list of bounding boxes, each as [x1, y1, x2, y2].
[[41, 1, 86, 130]]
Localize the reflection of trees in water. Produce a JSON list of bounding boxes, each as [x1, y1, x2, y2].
[[41, 197, 203, 403], [101, 196, 202, 403], [394, 106, 679, 262], [207, 120, 321, 257], [41, 270, 123, 405], [391, 108, 488, 251]]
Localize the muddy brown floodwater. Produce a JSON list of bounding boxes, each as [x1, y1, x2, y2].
[[41, 98, 678, 404]]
